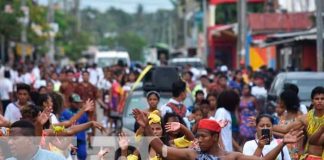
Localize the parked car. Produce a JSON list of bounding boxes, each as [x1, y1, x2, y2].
[[267, 72, 324, 111]]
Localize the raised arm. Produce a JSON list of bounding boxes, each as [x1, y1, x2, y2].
[[236, 129, 304, 160], [44, 121, 105, 136], [56, 99, 94, 127], [165, 122, 195, 141], [133, 109, 196, 160], [272, 115, 305, 134]]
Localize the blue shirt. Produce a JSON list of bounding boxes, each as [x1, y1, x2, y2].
[[59, 108, 88, 142], [6, 147, 66, 160]]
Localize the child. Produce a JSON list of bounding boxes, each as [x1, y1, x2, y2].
[[4, 83, 32, 123]]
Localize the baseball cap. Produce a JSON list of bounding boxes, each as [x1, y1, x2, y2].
[[70, 93, 83, 103]]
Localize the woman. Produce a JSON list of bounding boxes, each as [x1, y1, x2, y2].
[[214, 90, 240, 152], [243, 114, 291, 160], [229, 70, 245, 93], [134, 91, 161, 132], [162, 112, 194, 148], [277, 90, 303, 160], [207, 92, 218, 118], [119, 111, 164, 160], [146, 91, 160, 114], [239, 84, 258, 143]]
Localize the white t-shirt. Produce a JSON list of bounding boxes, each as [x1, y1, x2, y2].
[[0, 78, 13, 100], [299, 104, 308, 114], [214, 107, 233, 152], [251, 86, 267, 98], [243, 138, 291, 160], [49, 113, 59, 124], [97, 78, 112, 91], [4, 102, 22, 123], [34, 79, 47, 89], [88, 68, 99, 85]]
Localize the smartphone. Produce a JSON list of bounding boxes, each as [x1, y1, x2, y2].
[[261, 128, 271, 145]]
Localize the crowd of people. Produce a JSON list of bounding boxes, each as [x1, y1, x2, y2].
[[0, 61, 322, 160]]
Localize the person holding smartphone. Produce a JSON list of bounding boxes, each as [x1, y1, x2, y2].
[[243, 114, 291, 160]]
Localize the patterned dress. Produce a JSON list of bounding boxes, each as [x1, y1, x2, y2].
[[279, 118, 299, 160], [239, 100, 257, 140]]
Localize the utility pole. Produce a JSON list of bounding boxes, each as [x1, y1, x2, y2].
[[202, 0, 208, 65], [316, 0, 323, 71], [168, 16, 172, 49], [237, 0, 247, 69], [21, 0, 28, 63], [183, 0, 188, 51], [47, 0, 55, 63]]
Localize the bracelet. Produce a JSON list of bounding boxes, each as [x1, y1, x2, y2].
[[162, 144, 168, 158]]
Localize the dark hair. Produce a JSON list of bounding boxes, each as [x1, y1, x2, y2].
[[21, 104, 42, 121], [35, 94, 51, 109], [65, 70, 74, 74], [163, 112, 186, 127], [10, 120, 36, 136], [200, 75, 208, 80], [217, 90, 240, 112], [256, 114, 274, 125], [233, 70, 242, 81], [162, 112, 187, 145], [195, 90, 204, 97], [82, 70, 89, 75], [185, 71, 193, 77], [4, 70, 10, 79], [218, 74, 227, 80], [311, 86, 324, 99], [171, 80, 186, 97], [200, 99, 209, 106], [16, 83, 31, 94], [207, 92, 219, 99], [49, 92, 64, 115], [192, 107, 203, 114], [283, 83, 299, 94], [38, 86, 47, 93], [280, 90, 300, 113], [146, 91, 160, 100]]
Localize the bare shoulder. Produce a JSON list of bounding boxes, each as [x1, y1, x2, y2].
[[297, 114, 307, 126]]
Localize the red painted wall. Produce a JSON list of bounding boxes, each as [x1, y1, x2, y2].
[[302, 44, 317, 71]]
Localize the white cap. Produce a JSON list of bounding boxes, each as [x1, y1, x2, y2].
[[220, 65, 228, 72]]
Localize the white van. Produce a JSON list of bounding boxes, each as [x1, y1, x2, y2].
[[94, 51, 131, 67]]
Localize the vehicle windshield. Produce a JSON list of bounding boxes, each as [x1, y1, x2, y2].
[[97, 57, 128, 67], [286, 79, 324, 101], [124, 93, 194, 117]]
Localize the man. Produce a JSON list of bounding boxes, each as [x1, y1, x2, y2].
[[192, 75, 209, 98], [133, 109, 303, 160], [7, 120, 66, 160], [75, 70, 105, 148], [59, 70, 76, 108], [161, 80, 189, 118], [273, 86, 324, 160], [60, 93, 89, 160], [5, 83, 31, 123], [0, 70, 13, 114]]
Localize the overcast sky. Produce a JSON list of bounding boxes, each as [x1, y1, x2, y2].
[[38, 0, 174, 13]]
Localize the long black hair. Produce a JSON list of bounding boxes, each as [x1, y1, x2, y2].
[[161, 112, 187, 146]]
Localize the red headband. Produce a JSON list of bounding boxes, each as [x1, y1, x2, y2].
[[198, 119, 221, 133]]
